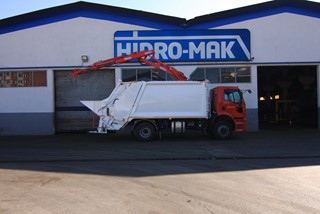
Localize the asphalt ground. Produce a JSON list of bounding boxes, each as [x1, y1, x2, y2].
[[0, 129, 320, 163], [0, 130, 320, 213]]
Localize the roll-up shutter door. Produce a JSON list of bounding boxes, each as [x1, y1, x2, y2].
[[54, 70, 115, 132]]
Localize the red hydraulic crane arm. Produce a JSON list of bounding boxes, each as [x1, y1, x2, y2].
[[71, 50, 187, 81], [72, 50, 154, 77], [138, 56, 187, 81]]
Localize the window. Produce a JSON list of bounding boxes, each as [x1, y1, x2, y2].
[[122, 66, 251, 83], [122, 69, 136, 82], [236, 67, 251, 83], [190, 67, 251, 83], [137, 69, 151, 81], [224, 89, 242, 104], [33, 71, 47, 86], [206, 68, 220, 83], [0, 71, 47, 88], [190, 68, 205, 81], [122, 68, 174, 82], [221, 68, 236, 83], [151, 69, 166, 81]]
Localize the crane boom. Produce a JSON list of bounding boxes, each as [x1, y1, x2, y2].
[[72, 50, 187, 81]]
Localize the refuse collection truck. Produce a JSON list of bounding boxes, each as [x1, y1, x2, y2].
[[72, 50, 248, 141]]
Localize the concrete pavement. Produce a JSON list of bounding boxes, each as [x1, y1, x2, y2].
[[0, 130, 320, 213]]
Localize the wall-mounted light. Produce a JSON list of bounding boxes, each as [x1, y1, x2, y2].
[[81, 55, 89, 62]]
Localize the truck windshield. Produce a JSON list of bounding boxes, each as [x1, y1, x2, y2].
[[224, 89, 242, 104]]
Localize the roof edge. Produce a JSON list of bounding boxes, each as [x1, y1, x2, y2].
[[0, 1, 186, 30], [187, 0, 320, 26], [1, 0, 320, 32]]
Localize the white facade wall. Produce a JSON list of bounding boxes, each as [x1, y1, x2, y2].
[[0, 70, 54, 113], [213, 12, 320, 120], [214, 13, 320, 63], [1, 8, 320, 134], [2, 13, 319, 114], [0, 17, 155, 68], [0, 17, 159, 135], [0, 18, 156, 115]]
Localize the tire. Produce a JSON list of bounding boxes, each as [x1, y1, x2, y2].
[[133, 122, 156, 142], [213, 121, 232, 140]]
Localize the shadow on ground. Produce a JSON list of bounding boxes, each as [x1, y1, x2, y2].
[[0, 130, 320, 177]]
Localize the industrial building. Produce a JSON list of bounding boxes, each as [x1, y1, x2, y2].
[[0, 0, 319, 135]]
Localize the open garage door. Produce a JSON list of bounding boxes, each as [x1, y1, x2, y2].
[[258, 66, 318, 129], [55, 70, 115, 132]]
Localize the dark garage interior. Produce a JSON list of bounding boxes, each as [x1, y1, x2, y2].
[[258, 66, 318, 129]]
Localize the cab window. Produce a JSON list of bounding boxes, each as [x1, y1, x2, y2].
[[224, 89, 241, 103]]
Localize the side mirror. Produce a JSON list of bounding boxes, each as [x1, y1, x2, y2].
[[242, 89, 252, 94]]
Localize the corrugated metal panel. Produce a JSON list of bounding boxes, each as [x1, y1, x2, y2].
[[54, 70, 115, 132]]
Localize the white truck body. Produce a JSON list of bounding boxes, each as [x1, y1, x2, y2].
[[81, 81, 210, 132]]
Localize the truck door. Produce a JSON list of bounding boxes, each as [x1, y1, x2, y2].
[[223, 89, 246, 119]]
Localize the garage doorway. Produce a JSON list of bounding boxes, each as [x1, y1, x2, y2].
[[258, 66, 318, 129], [55, 69, 115, 132]]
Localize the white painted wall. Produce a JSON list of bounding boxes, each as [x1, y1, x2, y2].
[[209, 12, 320, 111], [214, 13, 320, 63], [0, 18, 156, 113], [2, 13, 319, 68], [0, 17, 155, 68], [0, 70, 54, 113], [1, 12, 320, 114]]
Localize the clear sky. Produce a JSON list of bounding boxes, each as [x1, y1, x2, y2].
[[2, 0, 320, 20], [0, 0, 280, 20]]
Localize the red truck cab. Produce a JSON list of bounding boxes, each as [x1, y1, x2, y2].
[[210, 86, 247, 139]]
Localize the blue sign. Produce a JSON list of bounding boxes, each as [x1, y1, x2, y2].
[[114, 29, 251, 62]]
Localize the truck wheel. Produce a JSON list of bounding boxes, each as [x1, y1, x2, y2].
[[134, 122, 156, 142], [213, 121, 232, 140]]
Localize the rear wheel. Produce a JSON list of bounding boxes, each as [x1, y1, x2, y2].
[[213, 121, 232, 140], [133, 122, 156, 142]]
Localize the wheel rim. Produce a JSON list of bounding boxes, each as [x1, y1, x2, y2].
[[139, 127, 152, 138], [217, 125, 229, 137]]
